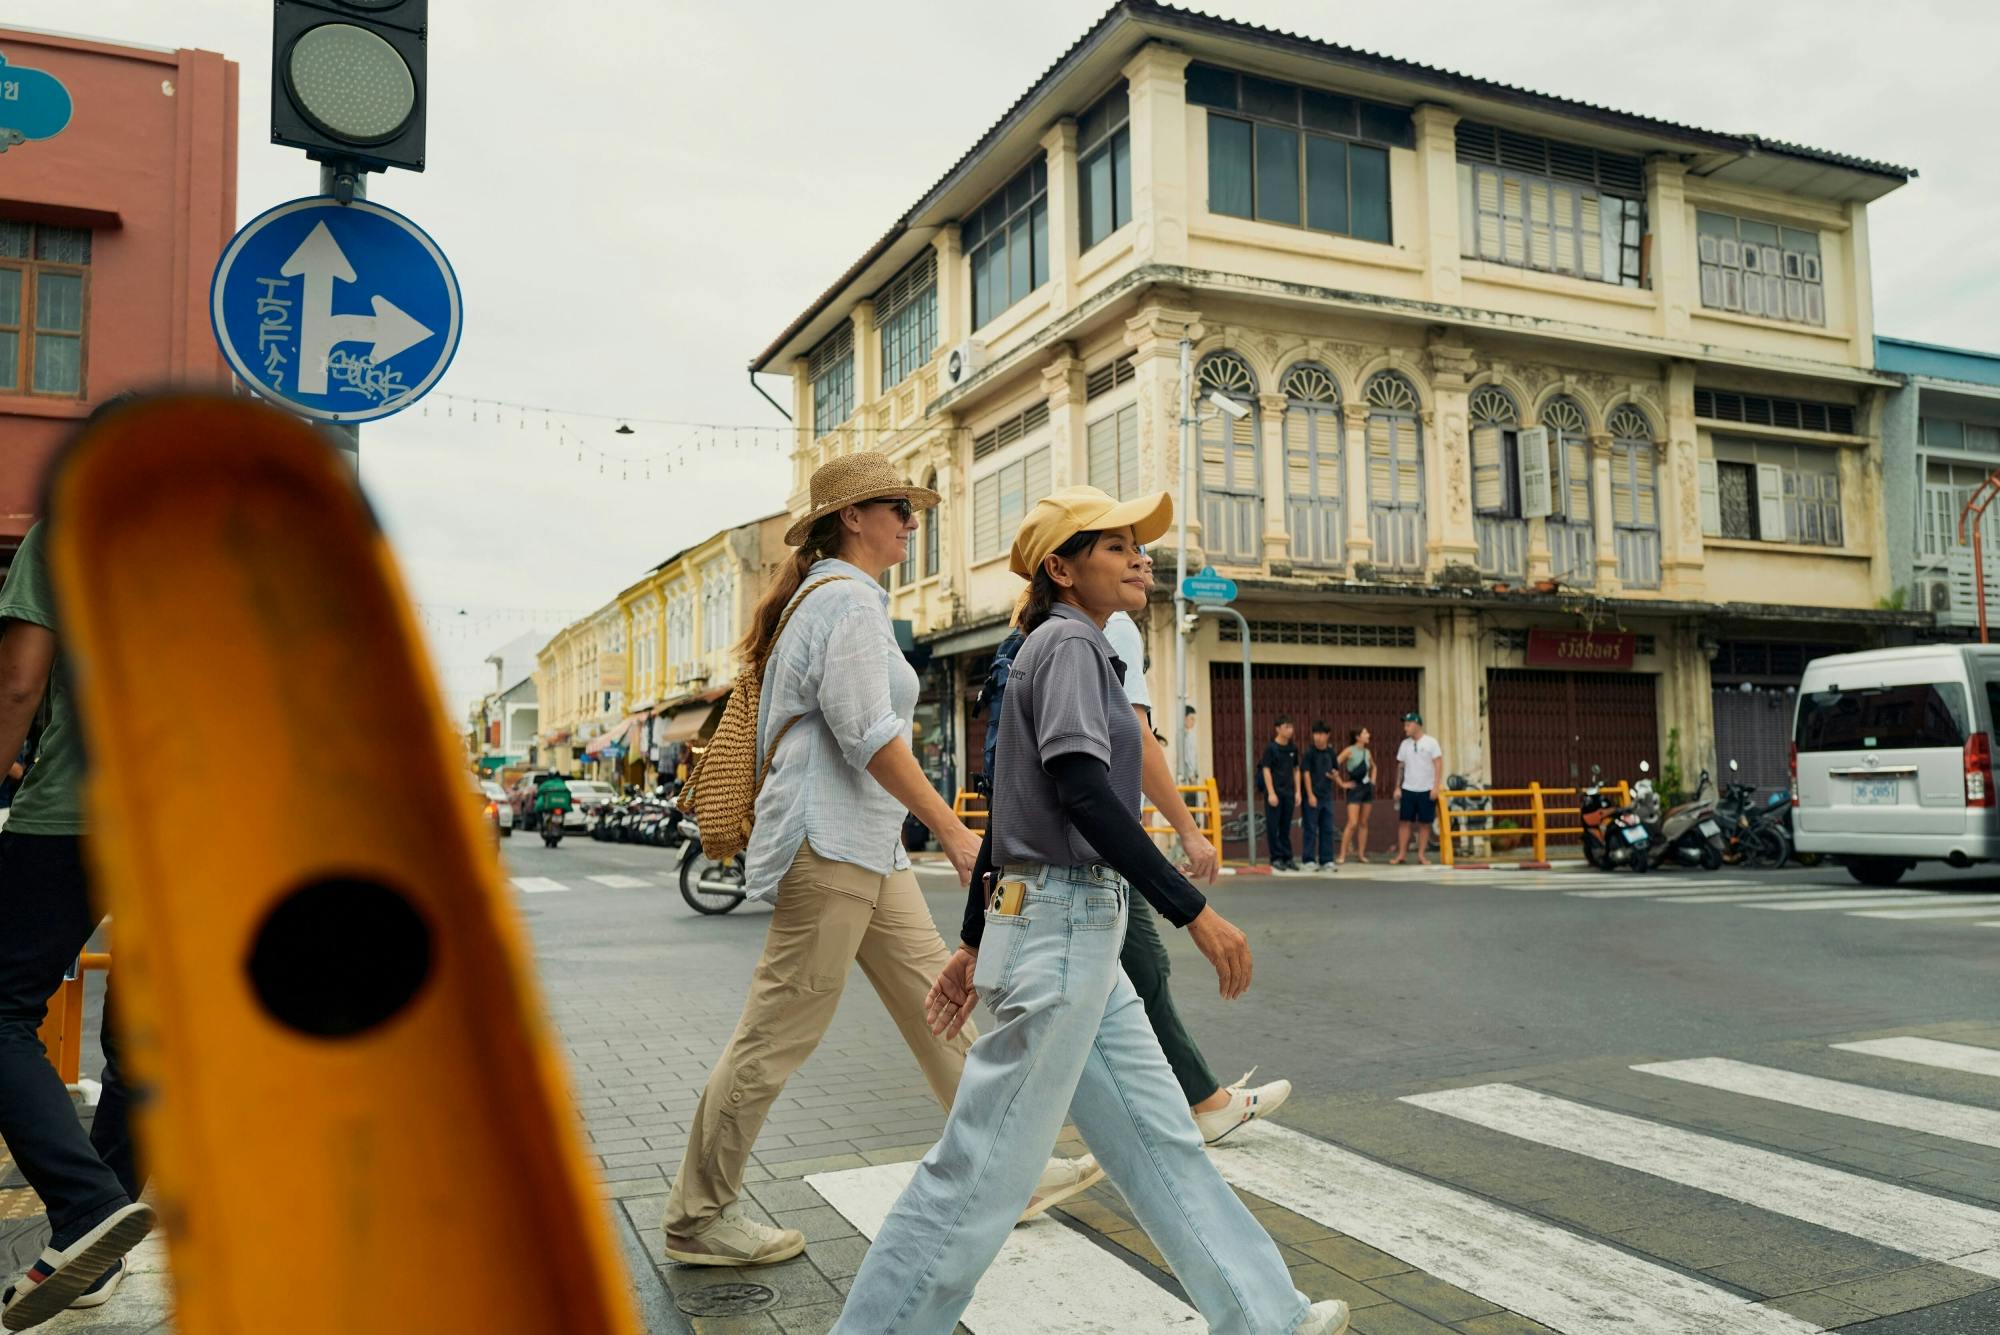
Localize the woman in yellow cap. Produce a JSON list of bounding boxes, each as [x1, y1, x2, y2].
[[664, 455, 1100, 1269], [831, 486, 1348, 1335]]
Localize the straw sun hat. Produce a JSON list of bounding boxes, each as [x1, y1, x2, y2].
[[783, 452, 942, 546]]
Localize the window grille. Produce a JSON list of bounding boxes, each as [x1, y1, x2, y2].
[[1217, 620, 1416, 648], [1085, 354, 1135, 400], [963, 160, 1049, 329], [876, 250, 937, 391], [1694, 389, 1854, 436], [809, 323, 854, 437], [971, 400, 1051, 460]]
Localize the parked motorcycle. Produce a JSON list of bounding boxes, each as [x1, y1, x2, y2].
[[678, 813, 747, 915], [1444, 773, 1491, 856], [1579, 766, 1617, 869], [1612, 765, 1659, 872], [540, 811, 564, 848], [1644, 768, 1726, 870], [1713, 760, 1787, 870]]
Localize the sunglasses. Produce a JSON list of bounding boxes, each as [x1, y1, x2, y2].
[[866, 498, 915, 522]]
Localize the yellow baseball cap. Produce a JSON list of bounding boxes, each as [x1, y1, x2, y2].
[[1008, 485, 1174, 580]]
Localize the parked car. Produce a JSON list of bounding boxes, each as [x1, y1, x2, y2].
[[508, 772, 551, 829], [562, 780, 617, 829], [1793, 645, 2000, 886], [479, 779, 513, 836]]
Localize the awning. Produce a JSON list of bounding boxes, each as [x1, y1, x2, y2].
[[927, 619, 1012, 657], [583, 714, 643, 758], [658, 694, 729, 745]]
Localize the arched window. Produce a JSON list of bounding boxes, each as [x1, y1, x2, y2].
[[1280, 363, 1342, 566], [1541, 395, 1594, 585], [1364, 371, 1424, 571], [1469, 385, 1525, 578], [1608, 404, 1660, 587], [1196, 352, 1261, 564], [922, 469, 940, 577]]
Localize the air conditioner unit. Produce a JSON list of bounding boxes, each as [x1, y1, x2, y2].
[[1923, 577, 1951, 613], [942, 339, 989, 389]]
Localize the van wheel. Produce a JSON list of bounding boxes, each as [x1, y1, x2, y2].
[[1845, 857, 1909, 887]]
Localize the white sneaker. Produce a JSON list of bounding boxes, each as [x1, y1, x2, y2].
[[663, 1203, 806, 1267], [1193, 1069, 1292, 1145], [1019, 1154, 1105, 1223], [1294, 1298, 1352, 1334]]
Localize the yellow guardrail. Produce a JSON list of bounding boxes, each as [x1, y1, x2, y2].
[[37, 949, 112, 1086], [1437, 782, 1631, 866], [955, 777, 1224, 849]]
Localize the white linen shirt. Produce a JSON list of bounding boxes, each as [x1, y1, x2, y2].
[[743, 559, 917, 901]]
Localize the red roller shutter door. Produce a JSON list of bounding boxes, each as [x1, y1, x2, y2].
[[1486, 669, 1659, 792], [1209, 663, 1420, 856]]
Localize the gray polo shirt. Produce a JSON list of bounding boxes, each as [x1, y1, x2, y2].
[[990, 602, 1144, 868]]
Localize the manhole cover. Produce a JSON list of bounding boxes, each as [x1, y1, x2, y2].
[[676, 1282, 778, 1317]]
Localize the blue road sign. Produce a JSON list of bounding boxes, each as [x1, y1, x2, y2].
[[1181, 566, 1238, 604], [210, 196, 461, 424], [0, 49, 74, 145]]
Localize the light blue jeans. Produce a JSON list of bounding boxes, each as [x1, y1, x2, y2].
[[831, 863, 1310, 1335]]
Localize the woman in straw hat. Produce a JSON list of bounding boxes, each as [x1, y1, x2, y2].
[[831, 485, 1347, 1335], [664, 454, 1101, 1269]]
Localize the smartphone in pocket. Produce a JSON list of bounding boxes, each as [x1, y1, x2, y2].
[[989, 877, 1028, 918]]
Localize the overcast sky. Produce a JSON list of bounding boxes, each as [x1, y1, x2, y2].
[[22, 0, 1999, 712]]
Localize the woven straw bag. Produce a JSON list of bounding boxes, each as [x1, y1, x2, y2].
[[683, 576, 849, 861]]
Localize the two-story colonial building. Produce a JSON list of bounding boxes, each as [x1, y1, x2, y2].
[[751, 3, 1924, 846]]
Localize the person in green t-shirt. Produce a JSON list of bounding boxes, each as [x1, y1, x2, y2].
[[0, 519, 155, 1328]]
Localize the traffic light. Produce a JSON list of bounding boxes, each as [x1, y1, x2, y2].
[[271, 0, 427, 173]]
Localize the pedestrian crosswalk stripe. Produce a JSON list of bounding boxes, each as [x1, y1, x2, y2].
[[1650, 888, 1926, 905], [510, 876, 568, 894], [1634, 1057, 2000, 1150], [1404, 1083, 2000, 1279], [585, 874, 650, 889], [1749, 893, 2000, 912], [807, 1159, 1202, 1331], [1213, 1122, 1818, 1335], [1850, 902, 2000, 920], [1833, 1037, 2000, 1080], [1567, 884, 1793, 899]]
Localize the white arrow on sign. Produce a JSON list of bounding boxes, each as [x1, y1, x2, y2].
[[280, 220, 435, 396]]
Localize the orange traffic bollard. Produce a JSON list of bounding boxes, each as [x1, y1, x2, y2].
[[47, 395, 638, 1335]]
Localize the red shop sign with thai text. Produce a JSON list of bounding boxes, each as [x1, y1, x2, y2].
[[1525, 628, 1634, 670]]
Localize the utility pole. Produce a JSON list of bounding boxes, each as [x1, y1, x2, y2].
[[1173, 336, 1193, 782], [318, 161, 364, 467]]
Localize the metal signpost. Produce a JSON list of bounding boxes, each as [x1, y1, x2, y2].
[[1179, 568, 1255, 863], [210, 195, 461, 431], [0, 48, 73, 151]]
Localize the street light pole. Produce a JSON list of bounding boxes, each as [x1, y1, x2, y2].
[[317, 161, 363, 470], [1173, 336, 1192, 782]]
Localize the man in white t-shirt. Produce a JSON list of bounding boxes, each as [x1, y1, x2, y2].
[[1390, 711, 1443, 865]]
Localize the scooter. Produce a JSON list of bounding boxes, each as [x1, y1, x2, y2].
[[540, 811, 565, 848], [1713, 759, 1786, 870], [1609, 765, 1658, 872], [677, 813, 747, 915], [1645, 769, 1725, 870], [1579, 766, 1614, 869]]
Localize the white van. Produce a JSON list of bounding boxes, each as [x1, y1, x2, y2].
[[1792, 645, 2000, 885]]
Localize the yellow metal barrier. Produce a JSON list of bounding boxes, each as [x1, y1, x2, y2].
[[1437, 782, 1630, 867], [36, 950, 112, 1086], [955, 777, 1223, 849]]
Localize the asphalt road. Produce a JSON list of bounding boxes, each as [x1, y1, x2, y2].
[[503, 834, 2000, 1334]]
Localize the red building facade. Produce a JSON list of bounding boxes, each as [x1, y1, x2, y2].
[[0, 27, 237, 555]]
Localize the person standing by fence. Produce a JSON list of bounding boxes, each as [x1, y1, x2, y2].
[[1390, 713, 1443, 866], [1260, 717, 1302, 873]]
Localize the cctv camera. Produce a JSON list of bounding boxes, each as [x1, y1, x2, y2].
[[1207, 390, 1250, 420]]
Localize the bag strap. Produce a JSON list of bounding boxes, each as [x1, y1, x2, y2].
[[752, 575, 851, 793]]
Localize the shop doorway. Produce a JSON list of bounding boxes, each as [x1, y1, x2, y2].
[[1209, 663, 1420, 859], [1486, 669, 1659, 794]]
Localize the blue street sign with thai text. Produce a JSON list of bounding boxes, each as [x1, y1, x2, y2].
[[210, 196, 462, 424], [0, 49, 74, 146], [1181, 567, 1238, 604]]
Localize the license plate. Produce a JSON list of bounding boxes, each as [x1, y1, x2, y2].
[[1624, 825, 1650, 845], [1698, 819, 1720, 838], [1852, 776, 1899, 805]]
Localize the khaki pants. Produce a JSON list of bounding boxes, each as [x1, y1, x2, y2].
[[664, 842, 975, 1233]]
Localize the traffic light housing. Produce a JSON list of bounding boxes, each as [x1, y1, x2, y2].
[[271, 0, 427, 173]]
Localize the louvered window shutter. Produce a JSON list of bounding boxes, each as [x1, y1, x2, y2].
[[1230, 409, 1259, 493], [1476, 167, 1503, 260], [1471, 424, 1504, 512], [1315, 409, 1341, 503], [1698, 459, 1720, 535], [1118, 405, 1139, 498], [1087, 414, 1118, 493], [974, 474, 999, 559], [1518, 426, 1552, 518], [1201, 416, 1228, 490], [1755, 463, 1786, 540], [1398, 419, 1422, 503], [1025, 446, 1052, 508], [1285, 408, 1313, 500], [1563, 433, 1593, 520], [1367, 413, 1395, 502], [1501, 175, 1525, 265]]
